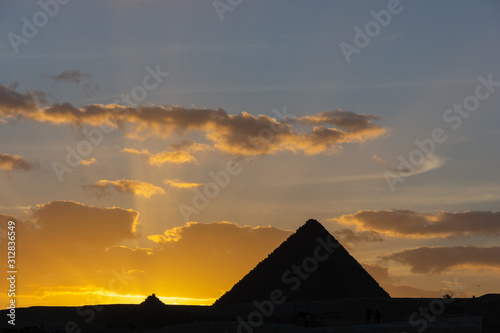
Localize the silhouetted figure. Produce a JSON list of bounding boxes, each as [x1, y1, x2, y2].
[[365, 308, 373, 324], [374, 309, 381, 324]]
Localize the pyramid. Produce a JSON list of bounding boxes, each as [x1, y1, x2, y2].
[[214, 219, 389, 306], [140, 293, 166, 308]]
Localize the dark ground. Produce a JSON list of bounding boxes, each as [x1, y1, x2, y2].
[[1, 294, 499, 332]]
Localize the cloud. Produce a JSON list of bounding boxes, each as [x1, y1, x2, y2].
[[138, 221, 293, 298], [0, 85, 387, 156], [361, 263, 458, 297], [335, 209, 500, 238], [294, 110, 385, 137], [28, 201, 139, 247], [149, 151, 196, 166], [80, 157, 97, 166], [0, 153, 33, 171], [0, 211, 292, 305], [382, 246, 500, 274], [335, 228, 384, 243], [0, 85, 46, 117], [121, 148, 148, 155], [0, 201, 141, 306], [169, 140, 211, 153], [45, 70, 90, 84], [121, 148, 196, 165], [44, 70, 100, 97], [372, 153, 447, 177], [83, 179, 165, 198], [164, 179, 203, 189]]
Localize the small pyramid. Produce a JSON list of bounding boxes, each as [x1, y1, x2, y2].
[[140, 293, 166, 307], [214, 219, 389, 306]]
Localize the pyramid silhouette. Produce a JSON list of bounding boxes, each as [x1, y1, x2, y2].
[[215, 219, 389, 306], [140, 293, 166, 308]]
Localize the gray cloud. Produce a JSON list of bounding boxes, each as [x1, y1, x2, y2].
[[336, 209, 500, 238], [45, 70, 90, 84], [335, 228, 384, 243], [44, 70, 99, 97], [382, 246, 500, 274]]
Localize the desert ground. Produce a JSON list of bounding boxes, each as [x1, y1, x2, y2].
[[2, 294, 499, 332]]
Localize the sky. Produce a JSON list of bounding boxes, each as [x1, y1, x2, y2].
[[0, 0, 499, 308]]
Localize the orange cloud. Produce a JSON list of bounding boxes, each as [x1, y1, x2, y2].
[[0, 209, 292, 307], [121, 148, 196, 165], [136, 221, 293, 299], [148, 151, 196, 166], [0, 153, 32, 171], [120, 148, 148, 155], [29, 201, 139, 247], [0, 85, 387, 156], [80, 157, 97, 166], [335, 209, 500, 238], [0, 202, 140, 307], [83, 179, 165, 198], [163, 179, 203, 189], [382, 246, 500, 274]]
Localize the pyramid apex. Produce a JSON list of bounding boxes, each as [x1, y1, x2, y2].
[[304, 218, 322, 227], [298, 218, 329, 235]]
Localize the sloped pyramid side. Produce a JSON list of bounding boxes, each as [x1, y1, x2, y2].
[[214, 219, 389, 306]]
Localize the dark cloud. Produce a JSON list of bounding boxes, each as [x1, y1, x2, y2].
[[29, 200, 139, 247], [169, 140, 211, 153], [44, 70, 100, 97], [0, 85, 45, 117], [336, 209, 500, 238], [294, 110, 384, 134], [335, 228, 384, 243], [45, 70, 90, 84], [0, 153, 33, 171], [382, 246, 500, 274], [361, 262, 466, 297]]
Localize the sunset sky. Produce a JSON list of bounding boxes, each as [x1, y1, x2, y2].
[[1, 1, 500, 308]]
